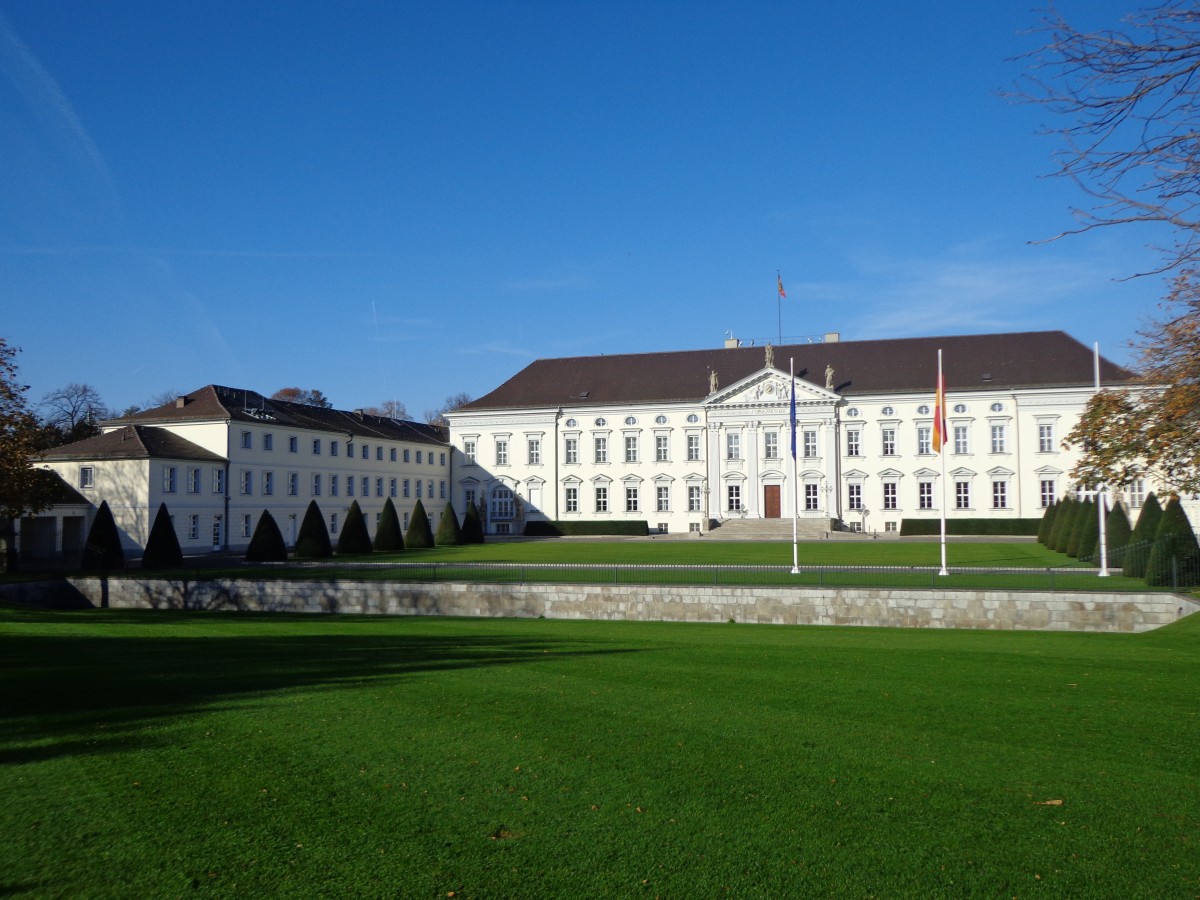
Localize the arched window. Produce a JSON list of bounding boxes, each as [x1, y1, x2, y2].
[[491, 486, 515, 520]]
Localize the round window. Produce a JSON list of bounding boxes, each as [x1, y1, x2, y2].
[[881, 406, 894, 417], [917, 405, 930, 415], [954, 403, 967, 414], [595, 417, 607, 427], [846, 408, 859, 418], [687, 414, 699, 424], [564, 418, 576, 428], [624, 416, 637, 426], [990, 402, 1004, 413], [655, 415, 668, 425]]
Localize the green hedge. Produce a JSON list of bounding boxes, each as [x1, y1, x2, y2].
[[524, 520, 651, 537], [899, 518, 1041, 536]]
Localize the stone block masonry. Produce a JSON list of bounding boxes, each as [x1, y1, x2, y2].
[[3, 578, 1195, 633]]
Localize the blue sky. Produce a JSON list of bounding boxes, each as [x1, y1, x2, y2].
[[0, 1, 1170, 420]]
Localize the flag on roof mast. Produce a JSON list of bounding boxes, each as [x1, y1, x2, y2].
[[932, 359, 948, 454], [777, 272, 786, 299]]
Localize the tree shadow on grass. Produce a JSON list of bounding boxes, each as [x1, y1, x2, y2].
[[0, 609, 644, 766]]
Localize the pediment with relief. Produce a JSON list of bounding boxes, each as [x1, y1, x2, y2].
[[707, 368, 839, 409]]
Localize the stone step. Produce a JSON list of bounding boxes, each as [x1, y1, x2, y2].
[[708, 517, 837, 540]]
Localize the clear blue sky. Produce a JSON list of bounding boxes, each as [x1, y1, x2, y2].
[[0, 1, 1170, 420]]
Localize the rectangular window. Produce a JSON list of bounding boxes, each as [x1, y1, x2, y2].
[[1040, 479, 1055, 508], [241, 431, 252, 450], [240, 470, 252, 495], [312, 473, 322, 496], [416, 480, 423, 498], [846, 430, 861, 457], [288, 436, 298, 453], [439, 480, 446, 499], [656, 435, 669, 462], [919, 481, 934, 510], [805, 483, 819, 511], [992, 480, 1008, 509], [1128, 478, 1146, 508], [764, 432, 778, 459], [954, 425, 969, 455], [416, 450, 423, 464], [347, 443, 354, 457], [331, 440, 339, 457], [347, 475, 355, 497], [496, 440, 508, 465], [464, 488, 476, 507], [728, 485, 742, 511], [625, 486, 639, 512], [1039, 423, 1055, 453], [990, 425, 1007, 454], [687, 434, 701, 461], [287, 472, 298, 496], [330, 513, 338, 535], [188, 514, 199, 541], [956, 480, 971, 510], [847, 483, 863, 510], [187, 467, 201, 494], [594, 436, 608, 464], [363, 476, 370, 497], [917, 426, 931, 455], [688, 485, 702, 512], [529, 439, 541, 465], [883, 482, 897, 510], [803, 430, 817, 458], [390, 478, 397, 498], [213, 469, 225, 493], [595, 486, 608, 512], [376, 477, 384, 497], [881, 428, 896, 456], [331, 474, 339, 497], [263, 434, 273, 452], [656, 485, 670, 512], [403, 449, 410, 463], [625, 435, 638, 463], [565, 486, 579, 512], [403, 479, 410, 498], [377, 447, 383, 461], [362, 445, 369, 460], [726, 433, 741, 460], [427, 480, 434, 499], [163, 466, 177, 493], [263, 471, 274, 496], [390, 448, 397, 462], [464, 440, 477, 463], [241, 514, 252, 538], [565, 437, 578, 464], [440, 453, 446, 466]]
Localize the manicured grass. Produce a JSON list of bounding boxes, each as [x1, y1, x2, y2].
[[2, 606, 1197, 897]]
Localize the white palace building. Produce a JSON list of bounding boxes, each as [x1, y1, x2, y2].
[[445, 330, 1166, 536]]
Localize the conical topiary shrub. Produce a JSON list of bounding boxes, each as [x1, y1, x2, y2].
[[1105, 500, 1132, 568], [1145, 497, 1200, 587], [1076, 499, 1101, 562], [1067, 497, 1094, 558], [1047, 496, 1075, 553], [1037, 499, 1059, 545], [142, 502, 183, 569], [294, 500, 332, 558], [373, 497, 404, 552], [337, 500, 373, 555], [245, 510, 288, 562], [405, 499, 434, 549], [1124, 493, 1163, 578], [461, 499, 485, 544], [81, 500, 125, 572], [435, 502, 464, 546]]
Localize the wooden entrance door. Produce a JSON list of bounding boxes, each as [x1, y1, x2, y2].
[[763, 485, 781, 519]]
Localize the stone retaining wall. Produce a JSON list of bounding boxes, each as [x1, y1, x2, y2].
[[2, 577, 1196, 632]]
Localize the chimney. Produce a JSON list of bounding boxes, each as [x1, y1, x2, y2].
[[175, 396, 187, 408], [824, 332, 840, 343], [724, 337, 741, 349]]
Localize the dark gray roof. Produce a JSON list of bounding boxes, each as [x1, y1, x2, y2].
[[107, 385, 448, 445], [39, 425, 226, 463], [462, 330, 1135, 411]]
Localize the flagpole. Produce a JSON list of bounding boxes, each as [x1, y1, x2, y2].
[[937, 349, 949, 577], [1095, 341, 1110, 577], [790, 357, 799, 574]]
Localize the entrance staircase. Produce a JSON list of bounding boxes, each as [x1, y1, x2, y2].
[[707, 517, 838, 540]]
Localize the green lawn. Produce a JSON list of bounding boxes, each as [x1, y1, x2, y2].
[[2, 606, 1197, 897]]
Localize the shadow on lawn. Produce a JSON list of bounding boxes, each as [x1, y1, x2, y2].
[[0, 610, 643, 766]]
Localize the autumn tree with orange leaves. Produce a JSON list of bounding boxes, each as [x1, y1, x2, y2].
[[1019, 4, 1200, 493]]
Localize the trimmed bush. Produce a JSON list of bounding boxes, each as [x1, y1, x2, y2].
[[245, 510, 288, 562], [1037, 500, 1059, 545], [1076, 499, 1101, 562], [461, 500, 485, 544], [435, 502, 464, 546], [405, 499, 434, 549], [1047, 496, 1076, 553], [141, 502, 183, 569], [1145, 497, 1200, 587], [336, 500, 373, 555], [1105, 501, 1132, 568], [1124, 493, 1163, 578], [898, 518, 1041, 537], [80, 500, 124, 572], [1066, 498, 1094, 558], [295, 500, 332, 558], [373, 498, 404, 552], [524, 520, 651, 537]]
